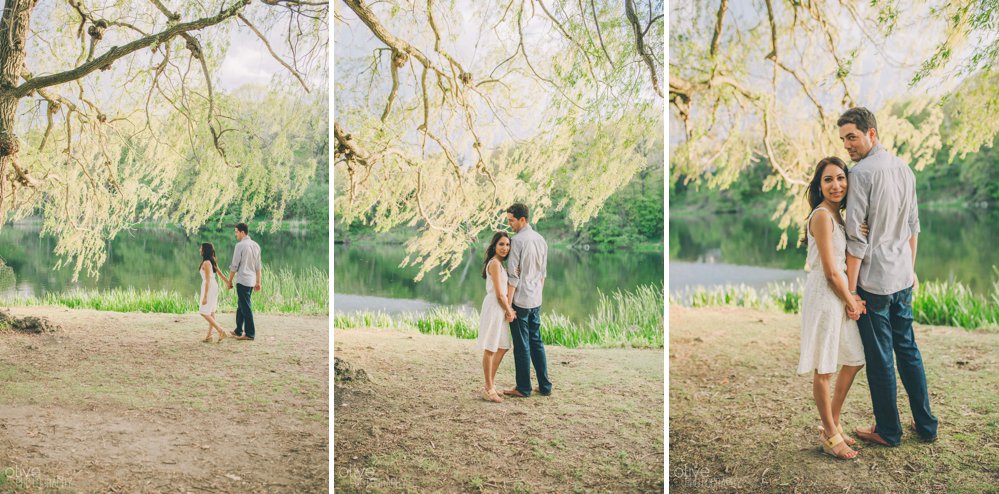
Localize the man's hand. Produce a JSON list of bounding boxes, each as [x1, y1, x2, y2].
[[912, 272, 918, 291], [254, 283, 261, 292], [846, 295, 866, 321], [505, 310, 515, 322]]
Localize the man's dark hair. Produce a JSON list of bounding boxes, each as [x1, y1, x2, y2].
[[506, 203, 529, 220], [235, 222, 249, 234], [837, 107, 878, 133]]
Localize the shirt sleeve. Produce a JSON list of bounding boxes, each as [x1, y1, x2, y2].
[[845, 169, 870, 259], [541, 237, 548, 279], [507, 235, 521, 288], [908, 170, 921, 235], [229, 244, 243, 272]]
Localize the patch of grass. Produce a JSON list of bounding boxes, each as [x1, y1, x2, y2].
[[671, 273, 999, 332], [3, 267, 328, 315], [335, 283, 664, 349]]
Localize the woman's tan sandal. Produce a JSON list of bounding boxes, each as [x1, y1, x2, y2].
[[819, 424, 857, 446], [821, 432, 859, 460], [482, 388, 503, 403]]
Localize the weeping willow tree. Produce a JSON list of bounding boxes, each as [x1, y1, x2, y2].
[[0, 0, 328, 280], [669, 0, 999, 249], [333, 0, 665, 281]]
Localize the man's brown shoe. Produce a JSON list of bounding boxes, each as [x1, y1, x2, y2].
[[502, 388, 528, 398], [855, 424, 893, 446], [235, 336, 254, 341]]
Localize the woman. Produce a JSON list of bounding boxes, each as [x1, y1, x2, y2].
[[199, 243, 230, 343], [476, 232, 516, 403], [797, 157, 867, 460]]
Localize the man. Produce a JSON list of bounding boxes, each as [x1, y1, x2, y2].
[[227, 222, 262, 341], [840, 107, 938, 446], [503, 203, 553, 398]]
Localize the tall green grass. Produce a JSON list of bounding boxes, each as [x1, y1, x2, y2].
[[3, 267, 328, 315], [334, 283, 665, 349], [671, 272, 999, 332]]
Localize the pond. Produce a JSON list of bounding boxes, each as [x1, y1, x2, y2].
[[0, 223, 329, 298], [669, 208, 999, 294], [333, 243, 664, 325]]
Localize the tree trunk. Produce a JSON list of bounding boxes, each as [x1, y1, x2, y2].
[[0, 0, 36, 219]]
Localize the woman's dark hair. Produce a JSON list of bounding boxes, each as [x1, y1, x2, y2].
[[481, 232, 511, 279], [200, 242, 219, 275], [802, 157, 850, 246]]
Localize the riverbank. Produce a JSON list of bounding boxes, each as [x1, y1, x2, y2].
[[334, 326, 664, 493], [0, 307, 328, 492], [669, 306, 999, 493]]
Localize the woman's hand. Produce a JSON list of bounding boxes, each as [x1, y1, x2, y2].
[[505, 309, 515, 322], [860, 222, 869, 237], [202, 297, 208, 305], [846, 298, 866, 320]]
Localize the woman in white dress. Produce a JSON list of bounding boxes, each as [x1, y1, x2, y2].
[[798, 157, 868, 460], [477, 232, 516, 403], [199, 243, 230, 343]]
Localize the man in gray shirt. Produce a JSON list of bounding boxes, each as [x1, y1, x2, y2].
[[227, 222, 262, 341], [502, 203, 552, 398], [840, 107, 937, 446]]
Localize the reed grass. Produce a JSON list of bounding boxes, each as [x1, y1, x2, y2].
[[671, 271, 999, 332], [3, 267, 328, 315], [334, 283, 665, 349]]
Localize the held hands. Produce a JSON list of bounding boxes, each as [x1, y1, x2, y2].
[[505, 309, 515, 322], [846, 294, 866, 321]]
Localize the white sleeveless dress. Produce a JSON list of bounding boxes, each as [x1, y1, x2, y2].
[[797, 207, 866, 375], [198, 264, 220, 315], [477, 261, 512, 352]]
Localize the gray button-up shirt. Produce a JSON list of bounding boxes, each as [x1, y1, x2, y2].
[[845, 143, 920, 295], [507, 224, 547, 309], [229, 236, 263, 287]]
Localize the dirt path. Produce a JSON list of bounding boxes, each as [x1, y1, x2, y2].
[[669, 306, 999, 493], [333, 327, 664, 493], [0, 307, 328, 493]]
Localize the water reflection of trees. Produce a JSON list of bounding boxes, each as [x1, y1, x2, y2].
[[670, 210, 999, 293], [0, 226, 328, 296], [333, 245, 663, 324]]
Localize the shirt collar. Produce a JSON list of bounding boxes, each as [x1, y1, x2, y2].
[[862, 142, 885, 161], [520, 224, 533, 234]]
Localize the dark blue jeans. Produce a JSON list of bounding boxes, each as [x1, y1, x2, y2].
[[235, 283, 256, 339], [510, 304, 552, 396], [857, 286, 937, 445]]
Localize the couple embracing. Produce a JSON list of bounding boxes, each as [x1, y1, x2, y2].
[[475, 203, 553, 403], [798, 107, 939, 460]]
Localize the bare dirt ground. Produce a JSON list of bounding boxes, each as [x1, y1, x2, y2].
[[333, 327, 665, 493], [0, 307, 328, 493], [669, 306, 999, 493]]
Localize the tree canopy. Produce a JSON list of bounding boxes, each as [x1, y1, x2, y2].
[[334, 0, 664, 280], [669, 0, 999, 248], [0, 0, 328, 280]]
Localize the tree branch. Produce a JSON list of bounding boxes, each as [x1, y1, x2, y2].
[[625, 0, 662, 98], [11, 0, 250, 98], [710, 0, 727, 59], [237, 13, 311, 92]]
